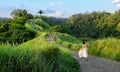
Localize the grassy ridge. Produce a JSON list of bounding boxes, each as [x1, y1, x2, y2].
[[54, 32, 82, 50], [25, 21, 44, 32], [24, 19, 51, 33], [88, 38, 120, 61], [0, 32, 80, 72], [34, 19, 50, 28]]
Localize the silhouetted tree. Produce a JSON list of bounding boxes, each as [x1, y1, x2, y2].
[[38, 10, 43, 18]]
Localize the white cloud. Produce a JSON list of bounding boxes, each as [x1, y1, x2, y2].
[[41, 7, 64, 17], [47, 10, 64, 17], [49, 2, 64, 6], [42, 7, 54, 13], [116, 3, 120, 7], [112, 0, 120, 8], [112, 0, 120, 3]]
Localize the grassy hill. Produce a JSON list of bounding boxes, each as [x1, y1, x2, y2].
[[54, 32, 82, 50], [0, 17, 83, 72], [0, 32, 81, 72], [25, 22, 44, 32], [25, 19, 50, 32], [25, 19, 49, 32], [24, 18, 82, 51]]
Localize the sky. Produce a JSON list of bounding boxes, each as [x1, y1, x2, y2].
[[0, 0, 120, 18]]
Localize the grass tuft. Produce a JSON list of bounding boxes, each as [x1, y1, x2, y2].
[[88, 37, 120, 61]]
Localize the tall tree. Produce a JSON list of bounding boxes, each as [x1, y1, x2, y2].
[[11, 9, 28, 19], [11, 9, 21, 18], [22, 10, 27, 18], [38, 10, 43, 18]]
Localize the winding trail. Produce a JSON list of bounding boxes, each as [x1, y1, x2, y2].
[[70, 51, 120, 72], [30, 20, 40, 32], [45, 33, 120, 72]]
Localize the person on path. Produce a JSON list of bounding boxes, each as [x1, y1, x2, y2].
[[78, 41, 88, 61]]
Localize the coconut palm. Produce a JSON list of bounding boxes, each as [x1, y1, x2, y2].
[[38, 10, 43, 18]]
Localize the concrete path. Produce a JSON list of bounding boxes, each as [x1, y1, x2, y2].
[[70, 51, 120, 72], [45, 33, 120, 72]]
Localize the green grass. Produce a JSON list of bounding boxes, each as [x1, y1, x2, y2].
[[24, 19, 51, 32], [34, 19, 50, 28], [25, 22, 44, 32], [88, 37, 120, 61], [0, 32, 80, 72], [35, 24, 44, 31], [25, 22, 36, 32], [24, 18, 82, 51], [54, 32, 82, 50]]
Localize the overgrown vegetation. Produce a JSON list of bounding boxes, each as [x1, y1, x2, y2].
[[67, 10, 120, 38], [1, 8, 120, 72], [88, 38, 120, 61], [0, 18, 36, 43], [1, 9, 120, 43], [53, 32, 82, 50], [0, 33, 80, 72]]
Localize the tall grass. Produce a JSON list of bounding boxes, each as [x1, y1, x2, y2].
[[54, 32, 82, 51], [24, 22, 36, 32], [34, 19, 50, 28], [0, 32, 80, 72], [88, 37, 120, 61]]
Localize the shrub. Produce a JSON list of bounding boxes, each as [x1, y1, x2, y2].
[[88, 37, 120, 61], [71, 44, 80, 51]]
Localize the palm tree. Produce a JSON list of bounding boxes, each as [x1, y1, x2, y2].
[[38, 10, 43, 18]]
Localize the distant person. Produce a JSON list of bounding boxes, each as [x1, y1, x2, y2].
[[78, 41, 88, 61]]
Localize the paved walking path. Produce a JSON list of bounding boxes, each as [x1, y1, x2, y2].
[[70, 51, 120, 72], [45, 33, 120, 72]]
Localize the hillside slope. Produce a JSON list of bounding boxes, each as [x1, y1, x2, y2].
[[19, 32, 80, 72], [23, 18, 82, 50], [25, 19, 50, 32]]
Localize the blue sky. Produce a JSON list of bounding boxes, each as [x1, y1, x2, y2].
[[0, 0, 119, 18]]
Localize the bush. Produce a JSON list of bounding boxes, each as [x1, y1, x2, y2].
[[0, 32, 80, 72], [54, 32, 82, 51], [71, 44, 80, 51], [88, 37, 120, 61], [48, 25, 63, 32], [0, 42, 80, 72], [0, 19, 36, 43]]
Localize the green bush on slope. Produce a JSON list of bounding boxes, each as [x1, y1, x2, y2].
[[0, 33, 80, 72], [88, 37, 120, 61], [54, 32, 82, 50]]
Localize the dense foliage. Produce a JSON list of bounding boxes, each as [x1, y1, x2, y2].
[[67, 10, 120, 38], [43, 16, 67, 24], [11, 9, 33, 19], [88, 38, 120, 61], [0, 42, 80, 72], [0, 18, 35, 43], [1, 9, 120, 44], [0, 33, 80, 72], [54, 32, 82, 50], [1, 8, 120, 72]]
